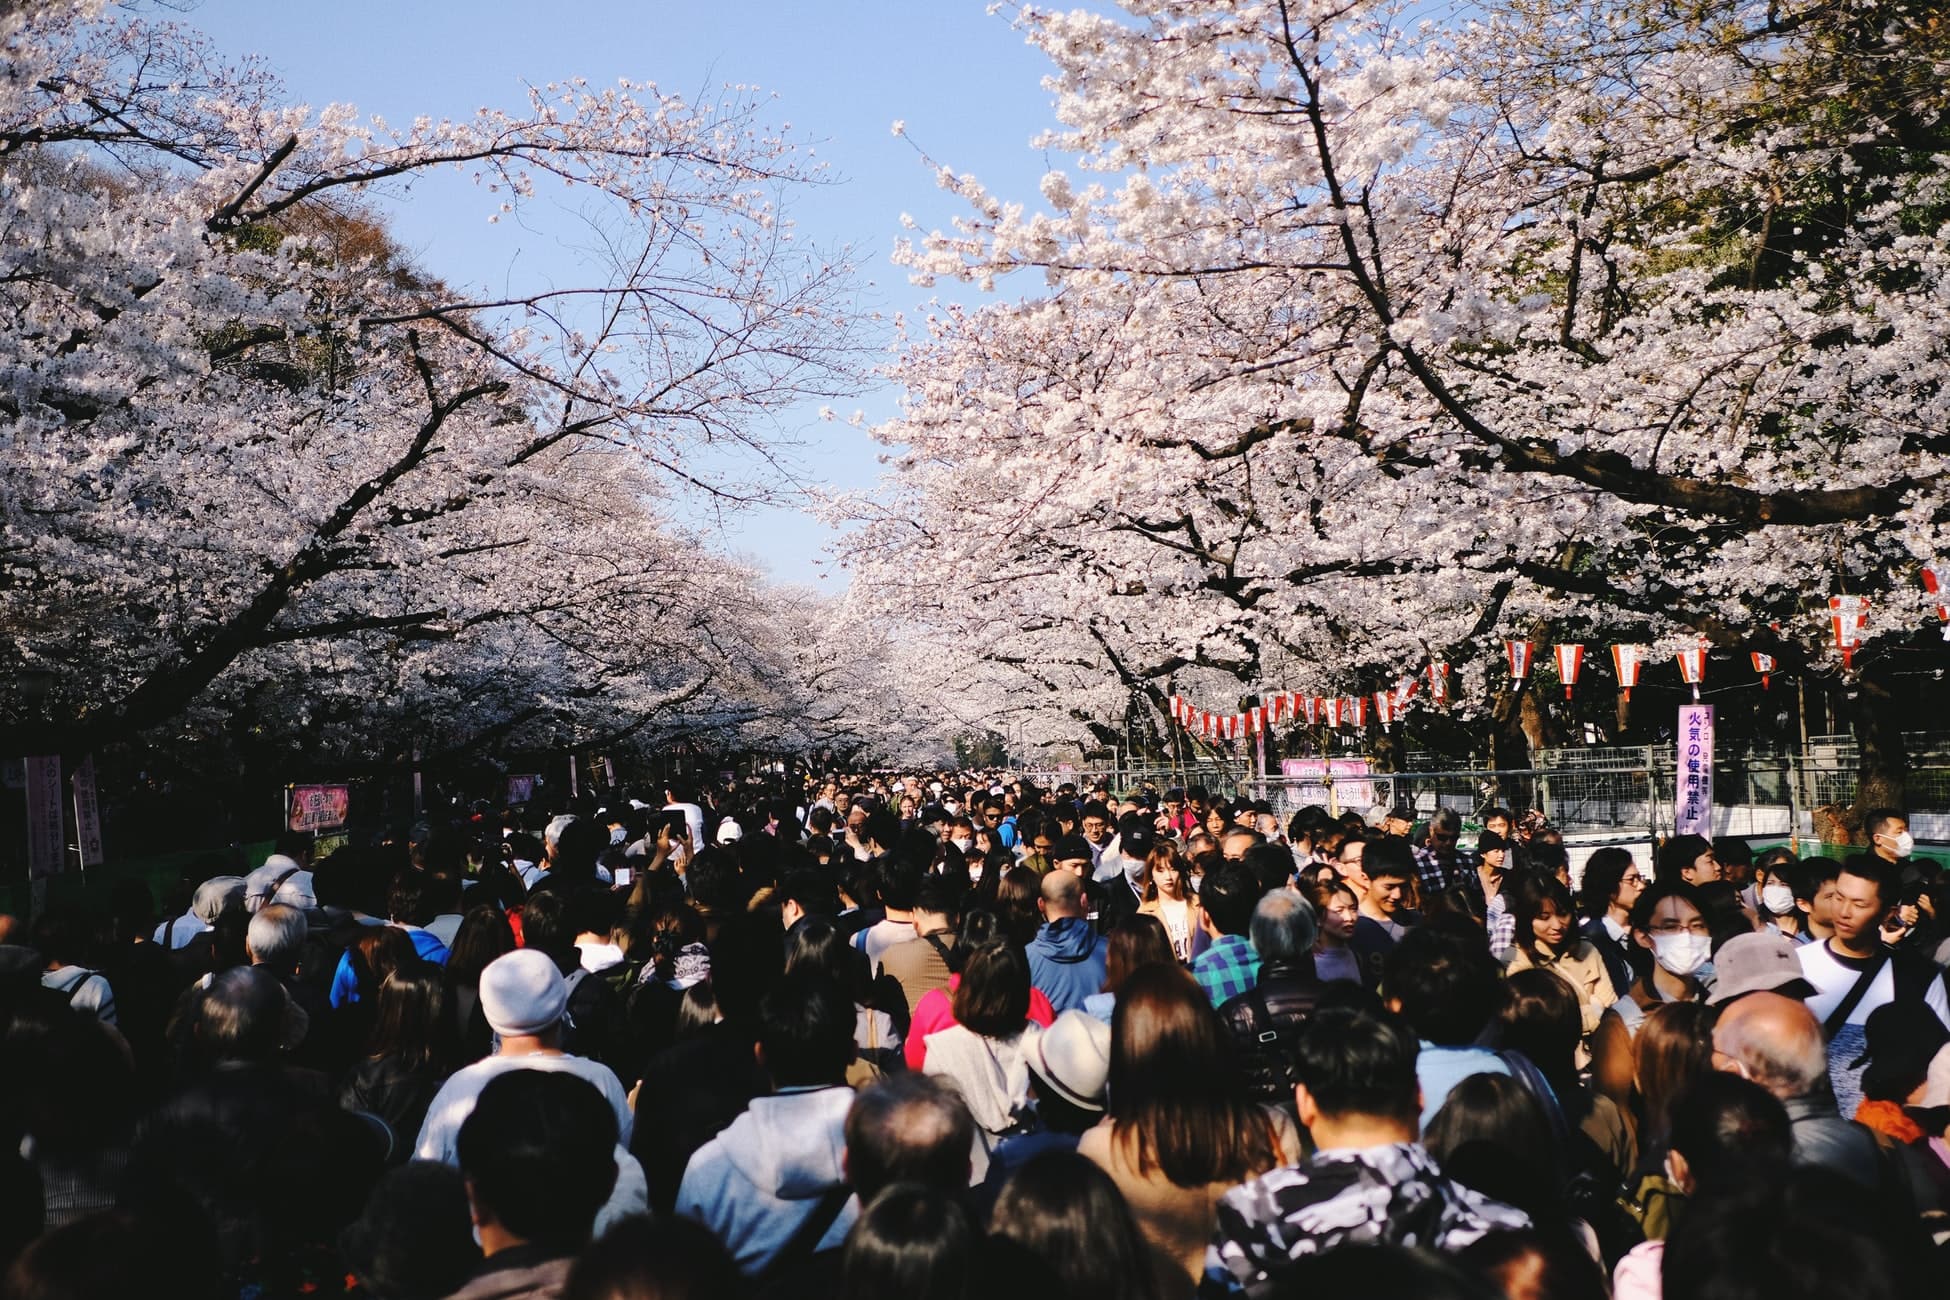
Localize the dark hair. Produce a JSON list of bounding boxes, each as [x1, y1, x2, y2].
[[1666, 1072, 1793, 1190], [455, 1071, 618, 1255], [1801, 855, 1844, 889], [1103, 915, 1177, 993], [993, 869, 1044, 948], [1241, 843, 1295, 897], [1861, 808, 1906, 843], [338, 1161, 479, 1300], [1457, 1229, 1607, 1300], [1628, 877, 1706, 933], [564, 1214, 744, 1300], [1578, 848, 1637, 920], [1199, 860, 1260, 936], [1364, 837, 1416, 883], [1505, 870, 1576, 957], [987, 1151, 1160, 1300], [1424, 1074, 1558, 1219], [518, 889, 573, 960], [783, 916, 864, 997], [844, 1074, 975, 1204], [1496, 968, 1587, 1122], [4, 1209, 220, 1300], [1107, 964, 1276, 1186], [444, 907, 517, 995], [1634, 1002, 1717, 1150], [195, 966, 289, 1064], [842, 1184, 977, 1300], [1838, 854, 1895, 909], [1291, 1005, 1420, 1125], [1663, 1167, 1933, 1300], [1382, 928, 1502, 1046], [365, 962, 453, 1073], [1657, 833, 1714, 878], [758, 973, 855, 1086], [779, 869, 840, 920], [953, 941, 1031, 1039]]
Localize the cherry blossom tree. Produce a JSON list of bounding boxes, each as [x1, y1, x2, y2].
[[0, 0, 860, 768], [851, 0, 1950, 804]]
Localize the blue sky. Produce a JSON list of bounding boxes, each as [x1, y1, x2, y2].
[[189, 0, 1064, 585]]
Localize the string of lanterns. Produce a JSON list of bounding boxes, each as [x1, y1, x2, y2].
[[1166, 582, 1947, 740]]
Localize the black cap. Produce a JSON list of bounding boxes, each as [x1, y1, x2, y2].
[[1051, 834, 1094, 864]]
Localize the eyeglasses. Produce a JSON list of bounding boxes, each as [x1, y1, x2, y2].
[[1649, 918, 1711, 936], [1620, 872, 1644, 886]]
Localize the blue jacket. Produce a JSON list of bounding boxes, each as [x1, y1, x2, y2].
[[329, 925, 449, 1008], [1027, 917, 1109, 1014]]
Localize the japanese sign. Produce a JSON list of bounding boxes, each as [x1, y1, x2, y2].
[[1674, 704, 1715, 837], [72, 754, 103, 867], [1281, 758, 1377, 810], [25, 755, 63, 877], [286, 784, 350, 833]]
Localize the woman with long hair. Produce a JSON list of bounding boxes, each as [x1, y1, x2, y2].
[[992, 868, 1044, 950], [1504, 871, 1617, 1042], [922, 941, 1041, 1147], [989, 1151, 1160, 1300], [338, 961, 456, 1156], [784, 916, 902, 1073], [1079, 963, 1294, 1294], [1136, 843, 1199, 962], [1083, 915, 1177, 1023], [442, 904, 515, 1064]]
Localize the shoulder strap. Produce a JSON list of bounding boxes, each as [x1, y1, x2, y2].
[[163, 916, 177, 948], [920, 931, 958, 972], [268, 866, 301, 894], [62, 969, 99, 1004], [1249, 981, 1281, 1044], [1822, 952, 1891, 1039], [762, 1184, 851, 1281]]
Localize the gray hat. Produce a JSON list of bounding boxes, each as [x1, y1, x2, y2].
[[1705, 931, 1817, 1006]]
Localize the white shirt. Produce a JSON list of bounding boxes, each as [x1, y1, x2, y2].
[[424, 913, 465, 948], [414, 1050, 635, 1165], [152, 913, 211, 950], [43, 965, 116, 1025], [665, 801, 707, 849], [1798, 939, 1950, 1029]]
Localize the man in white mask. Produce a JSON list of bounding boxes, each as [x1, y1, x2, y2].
[[1601, 880, 1714, 1040], [1865, 808, 1916, 872]]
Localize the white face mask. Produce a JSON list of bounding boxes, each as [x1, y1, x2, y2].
[[1761, 883, 1795, 915], [1651, 932, 1711, 977], [1888, 830, 1916, 858], [950, 837, 973, 853], [967, 864, 983, 885]]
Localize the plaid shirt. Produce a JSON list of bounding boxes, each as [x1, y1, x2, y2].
[[1412, 843, 1477, 898], [1193, 934, 1261, 1007], [1485, 893, 1516, 962]]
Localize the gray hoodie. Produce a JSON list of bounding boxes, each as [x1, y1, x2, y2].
[[674, 1084, 858, 1274]]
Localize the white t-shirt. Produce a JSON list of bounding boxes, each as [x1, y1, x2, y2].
[[665, 801, 707, 849], [152, 914, 211, 950], [1797, 939, 1950, 1030], [43, 965, 116, 1025], [414, 1050, 634, 1165]]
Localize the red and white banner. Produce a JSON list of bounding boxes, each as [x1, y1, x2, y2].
[[1326, 698, 1347, 729], [1427, 662, 1449, 704], [1829, 595, 1869, 671], [1751, 651, 1776, 691], [1507, 640, 1535, 682], [1924, 569, 1950, 640], [1374, 689, 1395, 726], [1675, 644, 1707, 699], [1302, 696, 1321, 726], [1554, 644, 1584, 700], [1349, 696, 1368, 729], [1393, 676, 1419, 709], [1611, 644, 1644, 701]]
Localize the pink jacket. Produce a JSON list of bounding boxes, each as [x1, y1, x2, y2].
[[904, 974, 1056, 1071]]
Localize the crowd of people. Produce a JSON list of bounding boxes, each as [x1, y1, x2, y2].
[[3, 772, 1949, 1300]]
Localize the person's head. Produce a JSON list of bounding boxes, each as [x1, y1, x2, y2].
[[1711, 991, 1828, 1101], [1457, 1229, 1608, 1300], [1360, 838, 1415, 917], [1424, 808, 1462, 853], [1578, 847, 1644, 920], [339, 1161, 480, 1300], [1249, 889, 1317, 962], [3, 1209, 220, 1300], [1863, 808, 1912, 863], [1506, 870, 1576, 955], [1291, 1006, 1421, 1137], [1336, 834, 1369, 891], [477, 948, 567, 1043], [953, 941, 1031, 1040], [841, 1184, 977, 1300], [1496, 969, 1584, 1109], [195, 965, 290, 1064], [456, 1071, 617, 1256], [782, 915, 860, 992], [1219, 825, 1263, 862], [1025, 1009, 1112, 1131], [1858, 1000, 1950, 1104], [563, 1215, 743, 1300], [844, 1074, 975, 1203], [1630, 879, 1712, 980], [757, 973, 855, 1088], [1197, 859, 1260, 938], [1483, 808, 1514, 841], [1633, 1002, 1717, 1147], [1659, 833, 1720, 885], [1663, 1072, 1794, 1196], [1305, 878, 1360, 948], [987, 1151, 1159, 1300], [1797, 855, 1844, 931], [1423, 1074, 1558, 1220], [912, 876, 958, 934], [243, 904, 307, 973], [1142, 841, 1187, 901], [1383, 927, 1503, 1047], [1048, 835, 1093, 879], [1831, 855, 1894, 950], [1080, 802, 1112, 846], [1037, 869, 1087, 923], [1102, 915, 1176, 994], [1107, 963, 1274, 1185], [1663, 1166, 1934, 1300]]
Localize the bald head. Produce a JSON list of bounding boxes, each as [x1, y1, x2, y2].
[[1039, 868, 1086, 918], [1712, 991, 1828, 1100]]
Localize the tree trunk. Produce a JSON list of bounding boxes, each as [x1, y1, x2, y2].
[[1847, 661, 1908, 838], [1487, 685, 1535, 811]]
